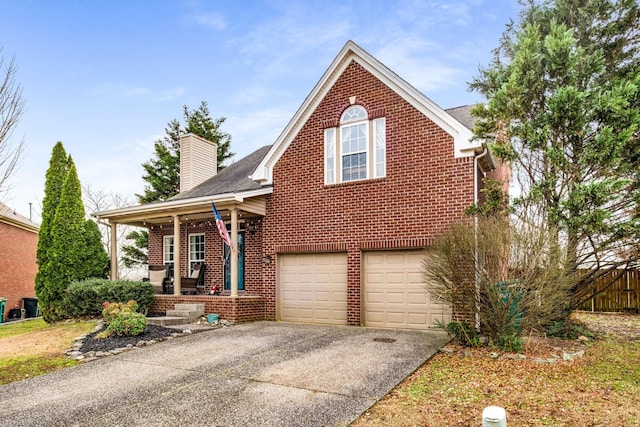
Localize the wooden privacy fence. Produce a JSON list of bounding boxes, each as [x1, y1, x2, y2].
[[579, 269, 640, 313]]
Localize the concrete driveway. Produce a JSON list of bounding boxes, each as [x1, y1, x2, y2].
[[0, 321, 447, 427]]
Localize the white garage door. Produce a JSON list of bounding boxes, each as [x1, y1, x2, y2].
[[364, 250, 451, 330], [278, 253, 348, 325]]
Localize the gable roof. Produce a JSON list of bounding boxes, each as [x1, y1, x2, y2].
[[0, 202, 39, 233], [445, 105, 477, 131], [172, 144, 272, 201], [250, 40, 480, 185], [94, 145, 273, 225]]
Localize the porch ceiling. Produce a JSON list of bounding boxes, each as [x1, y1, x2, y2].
[[94, 192, 268, 228]]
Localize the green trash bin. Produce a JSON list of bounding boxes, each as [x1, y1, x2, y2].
[[0, 297, 6, 323], [23, 297, 39, 318], [495, 280, 523, 332]]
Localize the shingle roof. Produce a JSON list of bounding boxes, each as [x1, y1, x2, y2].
[[0, 202, 39, 232], [445, 105, 476, 131], [171, 145, 272, 200]]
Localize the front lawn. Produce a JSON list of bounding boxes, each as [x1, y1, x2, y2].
[[352, 313, 640, 426], [0, 319, 96, 385]]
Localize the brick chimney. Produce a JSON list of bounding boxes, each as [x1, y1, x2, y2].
[[179, 133, 217, 193]]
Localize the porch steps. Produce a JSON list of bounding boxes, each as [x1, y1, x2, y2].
[[166, 303, 205, 323], [147, 316, 190, 326], [147, 303, 206, 327]]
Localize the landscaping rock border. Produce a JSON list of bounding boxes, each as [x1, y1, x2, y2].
[[66, 318, 236, 362]]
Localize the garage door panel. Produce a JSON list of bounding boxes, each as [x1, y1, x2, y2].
[[364, 250, 451, 330], [278, 253, 348, 326]]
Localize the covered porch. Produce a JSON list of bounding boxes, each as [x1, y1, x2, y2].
[[94, 190, 270, 322]]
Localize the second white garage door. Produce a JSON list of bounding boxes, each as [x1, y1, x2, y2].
[[278, 253, 348, 325], [363, 250, 451, 330]]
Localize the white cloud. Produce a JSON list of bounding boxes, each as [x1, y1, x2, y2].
[[151, 87, 188, 102], [88, 83, 186, 102], [185, 12, 227, 30], [375, 39, 463, 93], [225, 106, 295, 159]]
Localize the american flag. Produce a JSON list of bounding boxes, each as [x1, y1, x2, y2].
[[212, 202, 232, 249]]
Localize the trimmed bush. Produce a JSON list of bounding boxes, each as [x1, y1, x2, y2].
[[64, 279, 154, 318], [102, 301, 147, 337], [102, 300, 138, 324]]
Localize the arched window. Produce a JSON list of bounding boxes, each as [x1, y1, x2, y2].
[[324, 105, 386, 184]]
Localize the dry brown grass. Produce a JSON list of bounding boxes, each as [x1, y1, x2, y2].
[[352, 313, 640, 427]]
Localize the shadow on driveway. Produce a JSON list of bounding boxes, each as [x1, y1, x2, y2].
[[0, 321, 448, 426]]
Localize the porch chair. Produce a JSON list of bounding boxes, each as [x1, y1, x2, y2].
[[144, 264, 171, 294], [181, 263, 206, 295]]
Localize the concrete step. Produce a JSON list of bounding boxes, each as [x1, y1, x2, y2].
[[147, 316, 189, 326], [166, 309, 204, 323], [174, 303, 205, 312]]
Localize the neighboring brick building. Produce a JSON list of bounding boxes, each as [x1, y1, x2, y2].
[[0, 203, 39, 320], [96, 41, 503, 328]]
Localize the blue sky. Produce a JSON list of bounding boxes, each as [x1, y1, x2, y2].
[[0, 0, 520, 221]]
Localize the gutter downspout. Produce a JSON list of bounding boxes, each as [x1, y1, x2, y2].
[[473, 145, 489, 331]]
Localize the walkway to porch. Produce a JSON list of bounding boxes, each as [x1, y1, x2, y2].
[[149, 294, 266, 323]]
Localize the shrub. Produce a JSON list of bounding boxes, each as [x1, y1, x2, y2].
[[107, 312, 147, 337], [493, 334, 524, 353], [63, 279, 154, 318], [424, 216, 575, 342], [445, 321, 481, 347], [102, 301, 147, 337], [545, 319, 595, 340], [102, 300, 138, 324]]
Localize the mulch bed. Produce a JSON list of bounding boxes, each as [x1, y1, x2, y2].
[[79, 324, 181, 353]]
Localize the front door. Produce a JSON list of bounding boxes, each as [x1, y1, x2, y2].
[[224, 231, 245, 291]]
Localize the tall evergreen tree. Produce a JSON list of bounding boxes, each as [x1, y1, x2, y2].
[[125, 102, 233, 267], [137, 119, 181, 204], [470, 0, 640, 307], [82, 219, 110, 279], [136, 101, 233, 204], [184, 101, 234, 170], [38, 154, 109, 322], [35, 142, 69, 298]]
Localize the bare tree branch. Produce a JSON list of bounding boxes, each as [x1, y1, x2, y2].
[[0, 51, 24, 196]]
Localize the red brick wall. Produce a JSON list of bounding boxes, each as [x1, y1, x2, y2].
[[262, 60, 475, 324], [0, 223, 38, 320], [148, 218, 263, 295], [150, 295, 265, 323]]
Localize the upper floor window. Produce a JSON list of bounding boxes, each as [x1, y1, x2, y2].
[[324, 105, 386, 185]]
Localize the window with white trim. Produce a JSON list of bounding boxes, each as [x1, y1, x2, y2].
[[324, 105, 386, 184], [163, 235, 174, 266], [189, 233, 205, 272]]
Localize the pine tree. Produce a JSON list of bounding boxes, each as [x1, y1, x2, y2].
[[35, 142, 69, 299], [125, 102, 233, 267], [184, 101, 234, 171], [136, 101, 233, 204], [471, 0, 640, 308], [41, 159, 86, 321], [82, 219, 110, 279], [38, 154, 109, 322], [137, 119, 181, 204]]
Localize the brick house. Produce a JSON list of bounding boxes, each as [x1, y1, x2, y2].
[[0, 202, 39, 320], [96, 41, 503, 329]]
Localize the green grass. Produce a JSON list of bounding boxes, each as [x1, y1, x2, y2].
[[0, 318, 96, 386], [586, 338, 640, 393], [0, 355, 79, 385], [0, 318, 50, 338]]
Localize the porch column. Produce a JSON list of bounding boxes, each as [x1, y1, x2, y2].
[[230, 207, 239, 297], [173, 215, 181, 295], [110, 221, 118, 280]]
